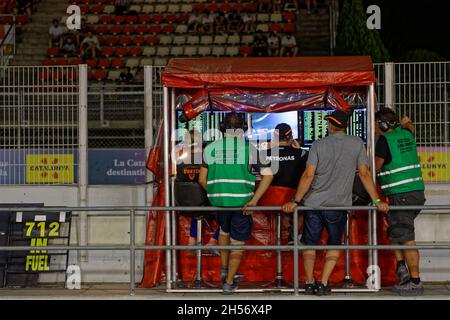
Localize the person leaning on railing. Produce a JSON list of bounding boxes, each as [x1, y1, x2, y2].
[[282, 109, 389, 296], [375, 108, 426, 296]]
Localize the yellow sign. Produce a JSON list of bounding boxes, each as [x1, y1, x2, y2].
[[26, 154, 74, 183], [24, 222, 60, 272], [418, 148, 450, 183]]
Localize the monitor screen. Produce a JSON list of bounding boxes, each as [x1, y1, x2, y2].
[[300, 108, 367, 146], [247, 111, 299, 141]]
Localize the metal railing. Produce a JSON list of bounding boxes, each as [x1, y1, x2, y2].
[[1, 204, 450, 296]]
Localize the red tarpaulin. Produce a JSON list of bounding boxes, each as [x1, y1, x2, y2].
[[141, 57, 397, 288]]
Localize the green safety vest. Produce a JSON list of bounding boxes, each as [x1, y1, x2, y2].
[[378, 127, 425, 196], [204, 137, 256, 207]]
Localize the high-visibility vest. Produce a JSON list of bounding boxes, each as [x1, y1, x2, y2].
[[204, 137, 256, 207], [378, 127, 424, 196]]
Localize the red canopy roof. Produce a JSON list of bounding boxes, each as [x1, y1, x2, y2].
[[162, 56, 376, 89]]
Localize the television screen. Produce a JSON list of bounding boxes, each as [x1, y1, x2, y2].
[[247, 111, 299, 141]]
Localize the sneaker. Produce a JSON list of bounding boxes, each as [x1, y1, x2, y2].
[[396, 263, 410, 285], [304, 282, 317, 295], [221, 271, 245, 284], [222, 282, 238, 295], [393, 280, 424, 296], [315, 283, 331, 296]]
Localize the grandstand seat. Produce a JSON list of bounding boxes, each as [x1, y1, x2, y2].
[[173, 35, 186, 46], [135, 25, 148, 35], [159, 35, 172, 45], [219, 4, 231, 12], [123, 25, 135, 35], [175, 24, 188, 34], [129, 5, 142, 13], [95, 25, 108, 35], [112, 58, 125, 68], [142, 5, 154, 14], [154, 4, 167, 14], [95, 70, 108, 81], [146, 35, 158, 45], [119, 36, 132, 46], [162, 25, 176, 34], [284, 23, 296, 33], [126, 16, 139, 24], [193, 4, 205, 12], [156, 46, 170, 56], [200, 35, 213, 46], [166, 15, 177, 24], [186, 35, 200, 45], [269, 24, 283, 33], [140, 58, 153, 66], [105, 36, 119, 46], [133, 36, 145, 46], [126, 58, 140, 69], [99, 15, 113, 24], [233, 4, 244, 12], [183, 46, 197, 57], [98, 58, 111, 69], [86, 59, 98, 68], [213, 35, 227, 45], [227, 34, 241, 45], [239, 46, 252, 56], [154, 58, 168, 66], [170, 47, 183, 56], [198, 46, 212, 56], [48, 48, 60, 58], [42, 59, 54, 66], [257, 14, 270, 23], [178, 15, 189, 24], [113, 16, 126, 24], [102, 47, 115, 57], [206, 4, 218, 12], [109, 25, 123, 35], [270, 13, 283, 23], [115, 47, 128, 57], [245, 4, 258, 12], [91, 5, 104, 14], [167, 4, 180, 13], [241, 35, 254, 45], [79, 5, 89, 13], [212, 46, 225, 56], [180, 4, 193, 13], [283, 13, 296, 22], [55, 59, 69, 65], [225, 46, 239, 57], [143, 46, 156, 56], [16, 15, 28, 25], [103, 5, 115, 14], [69, 58, 83, 65], [139, 15, 151, 24], [149, 25, 162, 34], [107, 70, 121, 81], [129, 47, 143, 57], [256, 23, 269, 32]]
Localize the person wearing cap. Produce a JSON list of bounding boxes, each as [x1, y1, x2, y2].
[[375, 108, 425, 295], [282, 109, 389, 296]]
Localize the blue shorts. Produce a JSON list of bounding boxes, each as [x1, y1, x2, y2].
[[301, 210, 347, 246], [216, 211, 253, 242]]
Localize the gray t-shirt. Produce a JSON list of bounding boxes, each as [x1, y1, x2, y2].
[[303, 132, 368, 208]]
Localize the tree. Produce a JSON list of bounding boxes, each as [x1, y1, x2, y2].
[[335, 0, 390, 62], [397, 49, 445, 62]]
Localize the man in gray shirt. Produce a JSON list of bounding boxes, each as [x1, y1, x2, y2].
[[282, 109, 388, 296]]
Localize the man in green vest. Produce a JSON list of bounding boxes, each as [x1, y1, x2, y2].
[[199, 112, 273, 294], [375, 108, 426, 296]]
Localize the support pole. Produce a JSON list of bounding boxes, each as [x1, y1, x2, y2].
[[170, 88, 178, 284], [195, 219, 203, 287], [78, 64, 88, 262], [163, 86, 172, 290], [293, 207, 299, 296], [344, 212, 352, 285], [384, 62, 395, 110], [130, 209, 136, 296], [144, 66, 154, 207], [275, 212, 284, 287]]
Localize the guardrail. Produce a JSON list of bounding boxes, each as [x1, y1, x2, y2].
[[0, 204, 450, 296]]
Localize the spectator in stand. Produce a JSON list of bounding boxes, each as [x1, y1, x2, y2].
[[200, 11, 215, 34], [80, 30, 101, 59], [272, 0, 282, 13], [280, 32, 298, 57], [16, 0, 33, 19], [251, 30, 268, 57], [267, 32, 280, 57], [75, 18, 89, 46], [284, 0, 299, 12], [306, 0, 318, 14], [119, 67, 134, 85], [227, 11, 242, 33], [215, 11, 228, 34], [48, 19, 64, 49], [239, 11, 254, 33], [134, 67, 144, 84], [258, 0, 272, 12], [114, 0, 130, 15], [61, 36, 77, 56], [188, 12, 202, 33]]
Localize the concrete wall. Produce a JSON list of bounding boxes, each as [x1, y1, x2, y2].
[[1, 184, 450, 284]]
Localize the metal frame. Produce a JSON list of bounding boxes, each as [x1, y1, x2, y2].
[[1, 205, 450, 296]]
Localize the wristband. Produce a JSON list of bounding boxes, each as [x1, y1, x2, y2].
[[291, 198, 302, 206], [373, 199, 381, 205]]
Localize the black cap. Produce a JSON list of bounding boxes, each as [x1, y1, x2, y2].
[[275, 123, 293, 140], [324, 110, 349, 128]]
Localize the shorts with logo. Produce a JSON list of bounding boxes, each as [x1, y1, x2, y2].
[[216, 210, 253, 242], [387, 190, 425, 243], [301, 210, 347, 246]]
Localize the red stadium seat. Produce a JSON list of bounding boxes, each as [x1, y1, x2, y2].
[[244, 4, 257, 12], [113, 16, 126, 24], [126, 16, 138, 24], [146, 35, 158, 45], [149, 25, 162, 34], [109, 25, 123, 35], [133, 36, 145, 46], [91, 5, 104, 14], [48, 48, 60, 57], [42, 59, 54, 66], [162, 25, 175, 34], [166, 15, 177, 23], [178, 15, 189, 24], [283, 13, 296, 22], [79, 5, 89, 13], [139, 15, 151, 24], [206, 4, 219, 12], [55, 59, 69, 65], [105, 36, 119, 46], [95, 25, 108, 35], [115, 47, 128, 57], [102, 47, 115, 57], [111, 58, 125, 68], [99, 15, 112, 24], [98, 58, 111, 69], [129, 47, 142, 57], [283, 23, 296, 33], [16, 15, 28, 25], [86, 59, 98, 68], [269, 23, 282, 33], [123, 25, 135, 35], [118, 36, 132, 46], [135, 25, 148, 35], [233, 4, 244, 12], [97, 36, 106, 46], [239, 46, 252, 56], [152, 15, 164, 24], [219, 4, 231, 12], [193, 4, 205, 12], [94, 70, 108, 81], [69, 58, 83, 65]]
